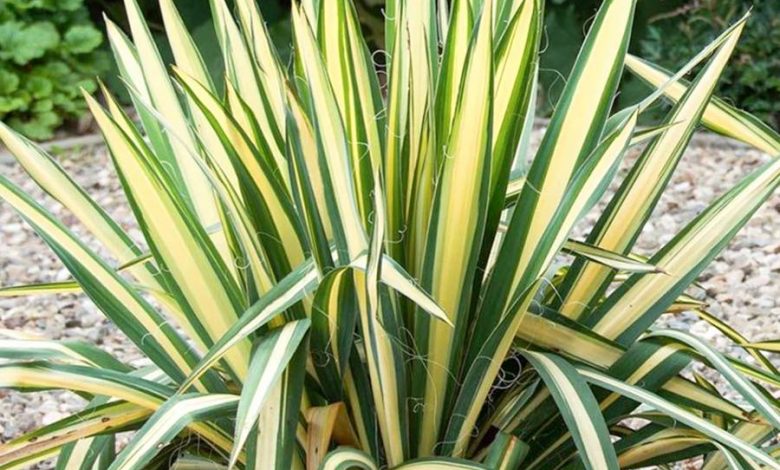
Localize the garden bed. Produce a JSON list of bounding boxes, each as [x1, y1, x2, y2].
[[1, 130, 779, 463]]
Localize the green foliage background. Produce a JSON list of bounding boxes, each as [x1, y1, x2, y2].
[[5, 0, 776, 140], [86, 0, 293, 100], [543, 0, 780, 130], [639, 0, 780, 129], [538, 0, 688, 115], [0, 0, 108, 140]]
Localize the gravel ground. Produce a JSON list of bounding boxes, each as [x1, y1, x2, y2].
[[0, 144, 145, 446], [613, 135, 780, 392], [0, 132, 778, 464]]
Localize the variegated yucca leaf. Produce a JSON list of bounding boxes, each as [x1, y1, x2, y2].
[[109, 394, 240, 470], [0, 401, 147, 468], [0, 0, 778, 468]]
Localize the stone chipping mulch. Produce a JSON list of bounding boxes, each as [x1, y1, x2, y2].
[[0, 132, 779, 463], [0, 145, 146, 445]]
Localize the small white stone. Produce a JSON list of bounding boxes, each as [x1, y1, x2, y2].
[[41, 411, 66, 426]]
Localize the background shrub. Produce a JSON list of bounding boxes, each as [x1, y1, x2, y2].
[[639, 0, 780, 129], [6, 0, 776, 140], [85, 0, 294, 100], [542, 0, 780, 130], [85, 0, 386, 78], [0, 0, 108, 140]]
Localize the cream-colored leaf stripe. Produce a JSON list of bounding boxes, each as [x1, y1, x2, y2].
[[593, 155, 780, 342], [229, 319, 310, 468], [0, 0, 778, 468], [626, 55, 780, 155], [109, 394, 239, 470], [557, 22, 744, 320], [414, 0, 494, 452], [87, 92, 251, 380], [579, 367, 780, 468], [476, 0, 636, 356], [523, 352, 618, 470]]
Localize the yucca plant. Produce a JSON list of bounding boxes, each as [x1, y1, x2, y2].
[[2, 0, 780, 468]]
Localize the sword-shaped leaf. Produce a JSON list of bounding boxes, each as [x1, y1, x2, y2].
[[412, 0, 494, 452], [0, 124, 157, 284], [357, 171, 408, 464], [86, 92, 250, 381], [626, 55, 780, 155], [645, 329, 780, 429], [556, 20, 746, 321], [477, 0, 636, 352], [690, 309, 779, 375], [229, 320, 310, 468], [0, 339, 128, 371], [702, 413, 776, 470], [178, 261, 319, 392], [117, 0, 226, 244], [291, 3, 367, 261], [210, 0, 288, 181], [317, 0, 384, 224], [515, 312, 748, 420], [56, 432, 115, 470], [109, 394, 239, 470], [0, 176, 201, 385], [243, 338, 308, 470], [562, 239, 661, 273], [522, 352, 619, 470], [0, 401, 147, 469], [578, 367, 780, 468], [590, 152, 780, 344]]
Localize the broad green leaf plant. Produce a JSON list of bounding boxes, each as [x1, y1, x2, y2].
[[1, 0, 780, 468], [0, 0, 108, 140]]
